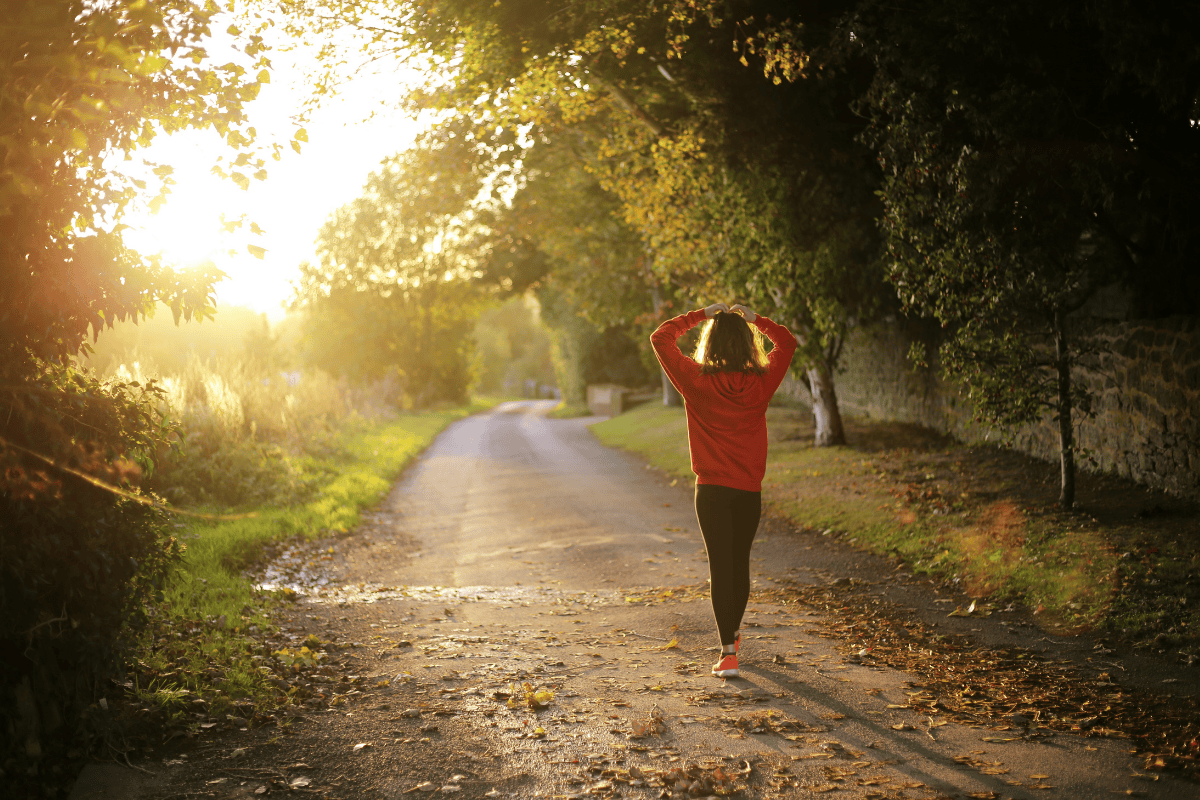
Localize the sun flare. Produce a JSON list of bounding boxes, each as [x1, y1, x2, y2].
[[128, 183, 230, 268]]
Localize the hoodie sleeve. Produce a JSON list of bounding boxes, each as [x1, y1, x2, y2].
[[753, 315, 798, 398], [650, 309, 707, 399]]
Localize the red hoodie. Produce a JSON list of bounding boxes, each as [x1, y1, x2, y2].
[[650, 309, 798, 492]]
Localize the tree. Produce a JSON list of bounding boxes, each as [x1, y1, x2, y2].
[[471, 295, 555, 395], [1, 0, 272, 490], [853, 0, 1200, 507], [292, 125, 496, 405], [271, 0, 887, 445], [494, 135, 663, 403], [0, 0, 276, 774]]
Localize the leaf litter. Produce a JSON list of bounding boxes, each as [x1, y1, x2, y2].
[[743, 578, 1200, 780]]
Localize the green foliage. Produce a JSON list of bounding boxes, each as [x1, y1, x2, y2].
[[293, 133, 496, 406], [472, 295, 556, 396], [0, 0, 269, 376], [853, 0, 1200, 505], [0, 2, 274, 770], [0, 482, 182, 769], [272, 0, 886, 442], [105, 350, 355, 509], [537, 287, 601, 405], [582, 327, 652, 388]]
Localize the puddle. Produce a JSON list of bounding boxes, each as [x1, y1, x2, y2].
[[249, 533, 623, 608], [291, 581, 621, 607], [251, 540, 333, 595]]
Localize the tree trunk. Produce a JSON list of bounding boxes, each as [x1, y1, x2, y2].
[[1054, 310, 1075, 509], [661, 369, 682, 406], [807, 363, 846, 446], [650, 281, 682, 407]]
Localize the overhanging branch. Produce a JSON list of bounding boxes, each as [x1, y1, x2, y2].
[[588, 72, 665, 138]]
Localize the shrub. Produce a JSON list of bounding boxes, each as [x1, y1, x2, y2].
[[114, 355, 352, 508], [0, 366, 181, 776]]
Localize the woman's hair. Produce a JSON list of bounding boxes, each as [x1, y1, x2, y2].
[[693, 310, 769, 375]]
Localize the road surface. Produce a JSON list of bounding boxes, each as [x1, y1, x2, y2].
[[85, 400, 1194, 800]]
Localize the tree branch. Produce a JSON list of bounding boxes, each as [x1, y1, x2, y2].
[[587, 72, 665, 138]]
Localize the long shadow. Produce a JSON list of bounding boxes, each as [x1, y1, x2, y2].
[[725, 660, 1088, 800]]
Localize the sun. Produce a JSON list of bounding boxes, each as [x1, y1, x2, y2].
[[124, 173, 235, 269]]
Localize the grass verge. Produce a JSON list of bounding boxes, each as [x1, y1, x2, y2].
[[548, 401, 593, 419], [592, 402, 1199, 658], [124, 399, 501, 738]]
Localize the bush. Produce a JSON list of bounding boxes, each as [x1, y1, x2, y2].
[[582, 327, 650, 388], [113, 355, 352, 509], [0, 368, 182, 775]]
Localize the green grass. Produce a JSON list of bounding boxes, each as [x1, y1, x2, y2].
[[591, 403, 691, 474], [130, 398, 502, 725], [592, 403, 1129, 638], [548, 401, 593, 419]]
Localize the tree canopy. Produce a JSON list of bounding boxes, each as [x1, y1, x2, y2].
[[0, 0, 286, 776], [274, 0, 888, 443], [853, 0, 1200, 506], [272, 0, 1200, 502], [1, 0, 275, 496], [292, 126, 502, 403]]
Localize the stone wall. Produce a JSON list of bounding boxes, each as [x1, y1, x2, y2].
[[778, 315, 1200, 501]]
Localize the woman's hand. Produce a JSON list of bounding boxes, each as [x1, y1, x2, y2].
[[730, 304, 756, 322], [703, 302, 730, 318]]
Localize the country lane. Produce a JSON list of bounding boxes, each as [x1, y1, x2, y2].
[[94, 400, 1196, 800]]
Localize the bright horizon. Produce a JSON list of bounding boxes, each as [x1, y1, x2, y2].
[[120, 36, 426, 322]]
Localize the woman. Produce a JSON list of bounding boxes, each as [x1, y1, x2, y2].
[[650, 302, 797, 678]]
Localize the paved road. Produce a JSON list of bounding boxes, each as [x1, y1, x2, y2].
[[91, 401, 1194, 800]]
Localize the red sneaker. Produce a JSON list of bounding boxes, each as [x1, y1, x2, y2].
[[712, 653, 739, 678]]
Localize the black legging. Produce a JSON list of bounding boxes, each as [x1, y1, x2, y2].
[[694, 483, 762, 647]]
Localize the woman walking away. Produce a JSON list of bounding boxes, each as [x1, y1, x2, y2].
[[650, 302, 797, 678]]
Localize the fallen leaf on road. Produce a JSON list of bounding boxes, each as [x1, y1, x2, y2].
[[405, 781, 436, 793], [508, 681, 553, 710], [353, 742, 372, 752], [290, 777, 312, 788]]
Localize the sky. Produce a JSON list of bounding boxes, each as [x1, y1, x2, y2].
[[121, 33, 424, 321]]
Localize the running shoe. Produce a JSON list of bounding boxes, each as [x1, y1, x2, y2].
[[712, 653, 739, 678]]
